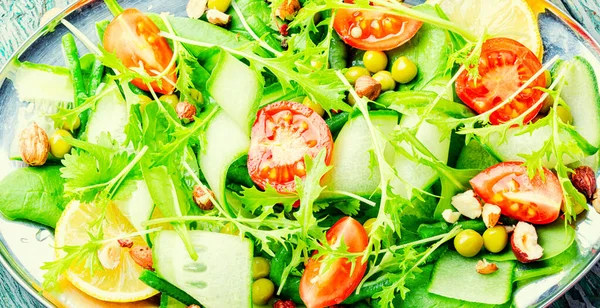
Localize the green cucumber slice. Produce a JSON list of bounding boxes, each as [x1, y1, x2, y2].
[[207, 50, 262, 135], [484, 56, 600, 166], [11, 62, 74, 104], [113, 180, 154, 238], [82, 81, 129, 145], [199, 110, 250, 206], [153, 230, 253, 308], [428, 251, 516, 305], [321, 111, 398, 199]]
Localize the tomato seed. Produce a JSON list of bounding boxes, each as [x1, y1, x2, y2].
[[307, 140, 317, 148], [350, 26, 363, 39]]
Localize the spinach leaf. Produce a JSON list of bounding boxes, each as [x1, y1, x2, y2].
[[0, 166, 66, 228], [387, 4, 452, 91], [328, 32, 347, 70], [228, 0, 283, 52]]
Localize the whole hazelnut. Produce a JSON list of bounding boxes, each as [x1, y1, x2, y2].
[[19, 122, 49, 166], [193, 185, 215, 211], [176, 102, 197, 123], [570, 166, 597, 200], [354, 76, 382, 101], [275, 0, 301, 20]]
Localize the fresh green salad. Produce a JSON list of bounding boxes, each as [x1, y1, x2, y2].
[[1, 0, 599, 307]]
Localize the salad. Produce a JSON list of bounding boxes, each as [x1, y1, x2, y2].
[[0, 0, 599, 307]]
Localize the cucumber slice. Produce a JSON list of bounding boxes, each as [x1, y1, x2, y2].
[[11, 62, 74, 104], [153, 230, 253, 308], [321, 111, 398, 199], [428, 251, 516, 305], [199, 110, 250, 206], [83, 81, 129, 145], [485, 56, 600, 166], [207, 51, 262, 135], [113, 180, 154, 237]]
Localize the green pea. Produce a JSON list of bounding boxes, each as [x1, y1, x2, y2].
[[190, 89, 204, 105], [208, 0, 232, 12], [391, 56, 418, 84], [159, 94, 179, 109], [372, 71, 396, 92], [540, 95, 554, 114], [252, 278, 275, 305], [50, 129, 73, 159], [252, 257, 271, 280], [363, 218, 377, 236], [555, 106, 573, 124], [220, 222, 240, 236], [363, 50, 388, 73], [138, 95, 153, 113], [302, 97, 325, 117], [482, 226, 508, 253], [544, 70, 552, 88], [344, 66, 370, 85], [454, 229, 483, 257], [61, 116, 81, 132]]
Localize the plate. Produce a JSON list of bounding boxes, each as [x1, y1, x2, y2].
[[0, 0, 599, 307]]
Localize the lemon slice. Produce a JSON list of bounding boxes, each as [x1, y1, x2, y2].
[[427, 0, 543, 58], [54, 200, 158, 303]]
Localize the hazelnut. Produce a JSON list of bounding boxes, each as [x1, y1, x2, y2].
[[117, 238, 134, 248], [193, 185, 215, 211], [129, 245, 154, 271], [19, 122, 49, 166], [451, 190, 482, 219], [176, 102, 197, 123], [273, 300, 296, 308], [188, 305, 201, 308], [97, 241, 121, 270], [593, 190, 600, 214], [511, 221, 543, 263], [482, 203, 501, 228], [206, 9, 231, 26], [275, 0, 301, 20], [503, 225, 516, 233], [441, 209, 460, 224], [354, 76, 382, 101], [186, 0, 208, 19], [476, 259, 498, 275], [570, 166, 597, 200]]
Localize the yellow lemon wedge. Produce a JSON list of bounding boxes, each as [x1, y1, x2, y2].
[[427, 0, 543, 58], [54, 200, 158, 303]]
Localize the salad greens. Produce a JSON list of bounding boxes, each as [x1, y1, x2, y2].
[[1, 0, 599, 307]]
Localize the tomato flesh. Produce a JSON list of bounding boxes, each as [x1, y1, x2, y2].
[[470, 162, 562, 224], [455, 38, 546, 124], [300, 217, 368, 308], [103, 8, 177, 94], [247, 101, 333, 193], [333, 8, 422, 51]]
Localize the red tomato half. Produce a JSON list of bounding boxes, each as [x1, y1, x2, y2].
[[300, 217, 369, 308], [104, 8, 177, 94], [455, 38, 546, 124], [333, 8, 422, 51], [247, 101, 333, 193], [470, 162, 562, 224]]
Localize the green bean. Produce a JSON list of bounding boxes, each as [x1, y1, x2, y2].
[[61, 33, 87, 107], [129, 83, 147, 95], [87, 59, 104, 97], [417, 220, 486, 239], [343, 275, 395, 304], [325, 112, 349, 137]]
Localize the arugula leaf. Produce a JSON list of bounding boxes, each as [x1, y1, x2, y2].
[[239, 184, 299, 213]]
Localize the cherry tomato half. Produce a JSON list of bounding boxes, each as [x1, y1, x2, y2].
[[455, 38, 546, 125], [300, 217, 368, 308], [470, 162, 562, 224], [333, 7, 422, 51], [247, 101, 333, 193], [103, 8, 177, 94]]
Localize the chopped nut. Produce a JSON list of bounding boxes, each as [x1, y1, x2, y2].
[[451, 190, 482, 219], [354, 76, 382, 101], [176, 102, 197, 123], [482, 203, 501, 228], [186, 0, 208, 19], [593, 190, 600, 214], [570, 166, 597, 200], [19, 122, 49, 166], [275, 0, 301, 20], [97, 241, 121, 270], [129, 245, 154, 271], [206, 9, 231, 26], [503, 225, 516, 233], [118, 238, 134, 248], [476, 259, 498, 275], [442, 209, 460, 224], [273, 300, 296, 308], [193, 185, 215, 211], [511, 221, 543, 263]]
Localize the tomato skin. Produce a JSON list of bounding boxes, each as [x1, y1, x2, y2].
[[455, 38, 546, 125], [300, 217, 368, 308], [103, 8, 177, 94], [333, 8, 422, 51], [247, 101, 333, 193], [470, 162, 562, 224]]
